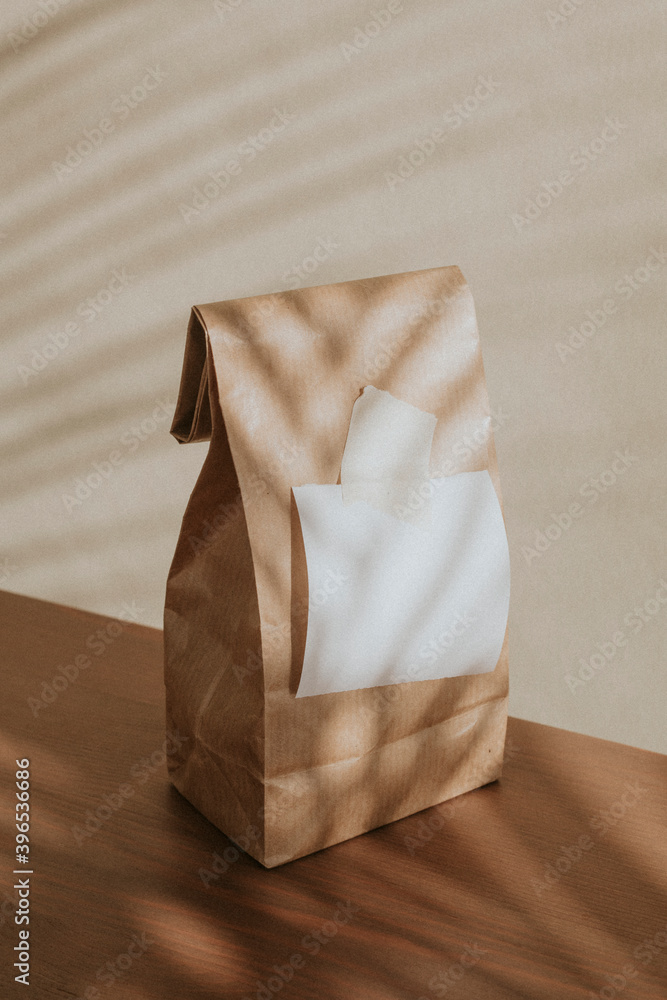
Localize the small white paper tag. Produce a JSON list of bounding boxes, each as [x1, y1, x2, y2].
[[340, 385, 437, 527]]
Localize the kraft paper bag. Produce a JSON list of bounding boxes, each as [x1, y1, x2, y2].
[[164, 264, 510, 868]]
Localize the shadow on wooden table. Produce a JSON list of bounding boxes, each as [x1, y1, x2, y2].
[[2, 594, 666, 999]]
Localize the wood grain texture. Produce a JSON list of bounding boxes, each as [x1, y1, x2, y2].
[[1, 590, 666, 1000]]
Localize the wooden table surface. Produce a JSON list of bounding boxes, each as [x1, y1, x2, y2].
[[1, 590, 666, 1000]]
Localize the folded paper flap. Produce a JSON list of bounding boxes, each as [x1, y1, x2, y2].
[[340, 385, 438, 527], [341, 385, 437, 483], [170, 307, 212, 444]]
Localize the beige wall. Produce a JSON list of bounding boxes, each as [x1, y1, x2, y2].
[[2, 0, 665, 752]]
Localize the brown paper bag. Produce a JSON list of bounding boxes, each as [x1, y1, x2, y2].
[[164, 264, 509, 867]]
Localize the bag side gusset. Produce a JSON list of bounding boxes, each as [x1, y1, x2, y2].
[[164, 307, 267, 862]]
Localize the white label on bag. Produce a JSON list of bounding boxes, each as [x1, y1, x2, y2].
[[293, 470, 510, 697]]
